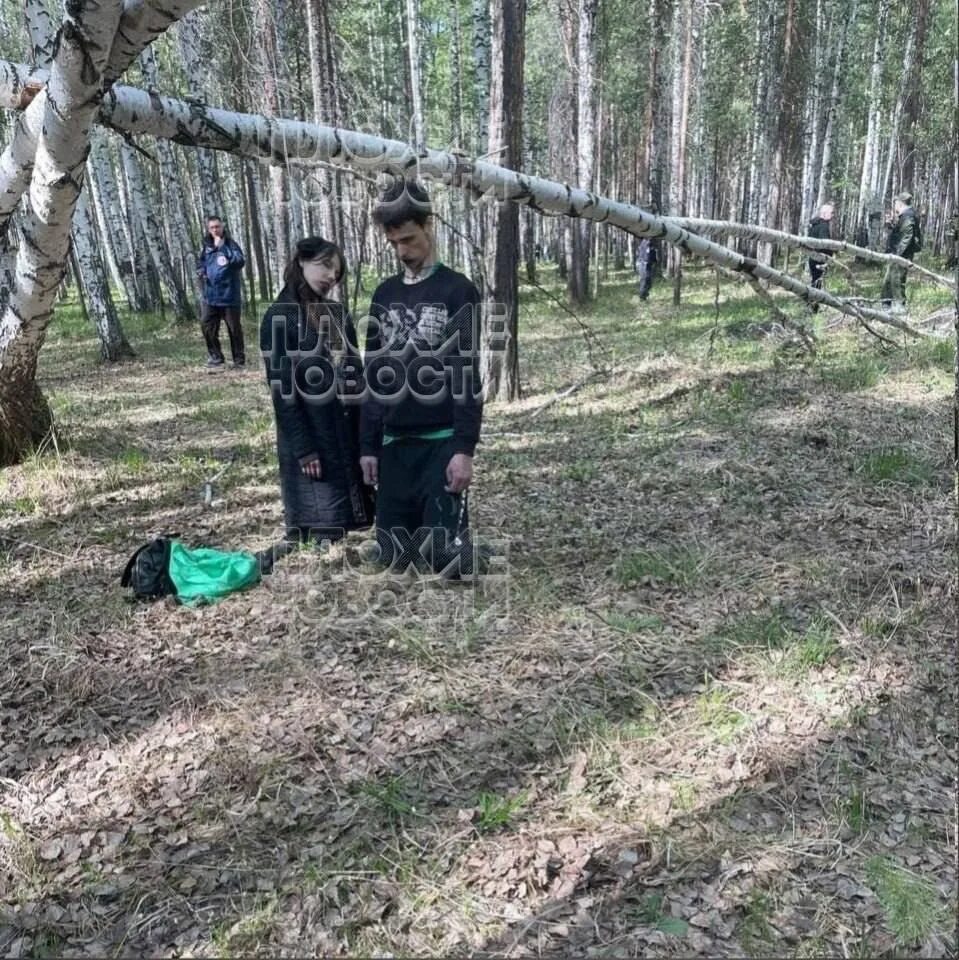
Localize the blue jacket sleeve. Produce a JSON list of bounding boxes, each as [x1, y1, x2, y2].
[[226, 241, 246, 268]]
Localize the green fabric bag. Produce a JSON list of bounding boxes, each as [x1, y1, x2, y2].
[[167, 541, 261, 605]]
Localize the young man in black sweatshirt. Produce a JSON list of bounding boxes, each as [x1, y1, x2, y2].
[[359, 178, 483, 574]]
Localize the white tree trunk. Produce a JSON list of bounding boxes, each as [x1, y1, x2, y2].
[[472, 0, 490, 153], [120, 140, 192, 322], [89, 132, 146, 310], [176, 10, 223, 218], [24, 0, 56, 69], [15, 73, 915, 333], [140, 46, 196, 308], [72, 184, 134, 360], [856, 0, 889, 244], [800, 0, 826, 224], [880, 22, 917, 202], [405, 0, 426, 150], [0, 0, 125, 463], [817, 0, 857, 208]]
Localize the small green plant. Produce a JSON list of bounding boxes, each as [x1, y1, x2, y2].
[[361, 776, 418, 819], [635, 892, 689, 936], [672, 780, 698, 812], [696, 685, 748, 742], [615, 547, 707, 587], [738, 890, 775, 954], [727, 378, 750, 403], [779, 620, 839, 676], [210, 897, 279, 956], [712, 611, 791, 653], [119, 448, 147, 473], [858, 447, 933, 485], [604, 611, 664, 633], [563, 461, 597, 482], [475, 791, 527, 832], [835, 788, 871, 833], [821, 355, 885, 391], [864, 856, 945, 946]]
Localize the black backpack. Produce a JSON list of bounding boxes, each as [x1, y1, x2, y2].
[[120, 538, 176, 599]]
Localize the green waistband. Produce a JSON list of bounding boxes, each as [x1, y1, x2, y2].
[[383, 427, 455, 446]]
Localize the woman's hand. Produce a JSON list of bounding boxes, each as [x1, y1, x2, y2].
[[301, 455, 323, 480], [360, 455, 378, 486]]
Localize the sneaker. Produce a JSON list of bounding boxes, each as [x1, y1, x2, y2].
[[206, 357, 225, 371], [231, 360, 246, 369]]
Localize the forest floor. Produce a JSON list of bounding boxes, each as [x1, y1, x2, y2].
[[0, 261, 956, 958]]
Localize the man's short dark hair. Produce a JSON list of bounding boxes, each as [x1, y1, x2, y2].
[[373, 178, 432, 229]]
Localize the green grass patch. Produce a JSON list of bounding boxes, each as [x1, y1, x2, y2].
[[710, 610, 792, 653], [475, 791, 527, 832], [359, 775, 420, 820], [563, 461, 598, 482], [777, 620, 840, 676], [634, 892, 689, 937], [118, 448, 148, 473], [835, 788, 871, 834], [857, 447, 934, 485], [696, 685, 748, 743], [865, 856, 946, 947], [820, 354, 886, 391], [603, 611, 664, 634], [615, 546, 708, 587]]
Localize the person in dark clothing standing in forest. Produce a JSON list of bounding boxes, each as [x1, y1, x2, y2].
[[635, 237, 658, 301], [359, 178, 483, 575], [197, 216, 246, 370], [260, 237, 372, 546], [881, 192, 922, 309], [806, 203, 834, 312]]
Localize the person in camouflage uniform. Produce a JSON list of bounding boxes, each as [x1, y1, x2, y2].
[[880, 191, 922, 308]]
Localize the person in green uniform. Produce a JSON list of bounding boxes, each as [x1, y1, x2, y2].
[[880, 192, 922, 309], [359, 178, 483, 575]]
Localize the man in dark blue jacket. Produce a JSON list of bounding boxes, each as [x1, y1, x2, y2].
[[196, 216, 246, 369]]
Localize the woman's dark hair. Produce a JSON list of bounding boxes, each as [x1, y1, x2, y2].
[[372, 177, 432, 229], [283, 236, 346, 301]]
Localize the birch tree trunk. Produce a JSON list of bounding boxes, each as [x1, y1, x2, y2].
[[472, 0, 491, 153], [405, 0, 426, 150], [120, 141, 192, 323], [46, 67, 923, 334], [484, 0, 525, 402], [73, 184, 134, 361], [89, 133, 147, 311], [177, 10, 224, 218], [816, 0, 857, 208], [0, 0, 124, 465], [880, 22, 917, 203], [140, 47, 196, 311], [254, 0, 291, 286], [305, 0, 336, 239], [668, 0, 693, 301], [900, 0, 931, 189], [856, 0, 889, 247], [566, 0, 598, 305]]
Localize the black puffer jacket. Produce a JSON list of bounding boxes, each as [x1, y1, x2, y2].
[[260, 285, 371, 538]]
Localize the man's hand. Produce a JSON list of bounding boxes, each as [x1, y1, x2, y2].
[[360, 455, 378, 486], [301, 456, 322, 480], [445, 453, 473, 494], [213, 235, 224, 248]]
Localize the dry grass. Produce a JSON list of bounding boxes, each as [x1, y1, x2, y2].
[[0, 267, 955, 958]]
